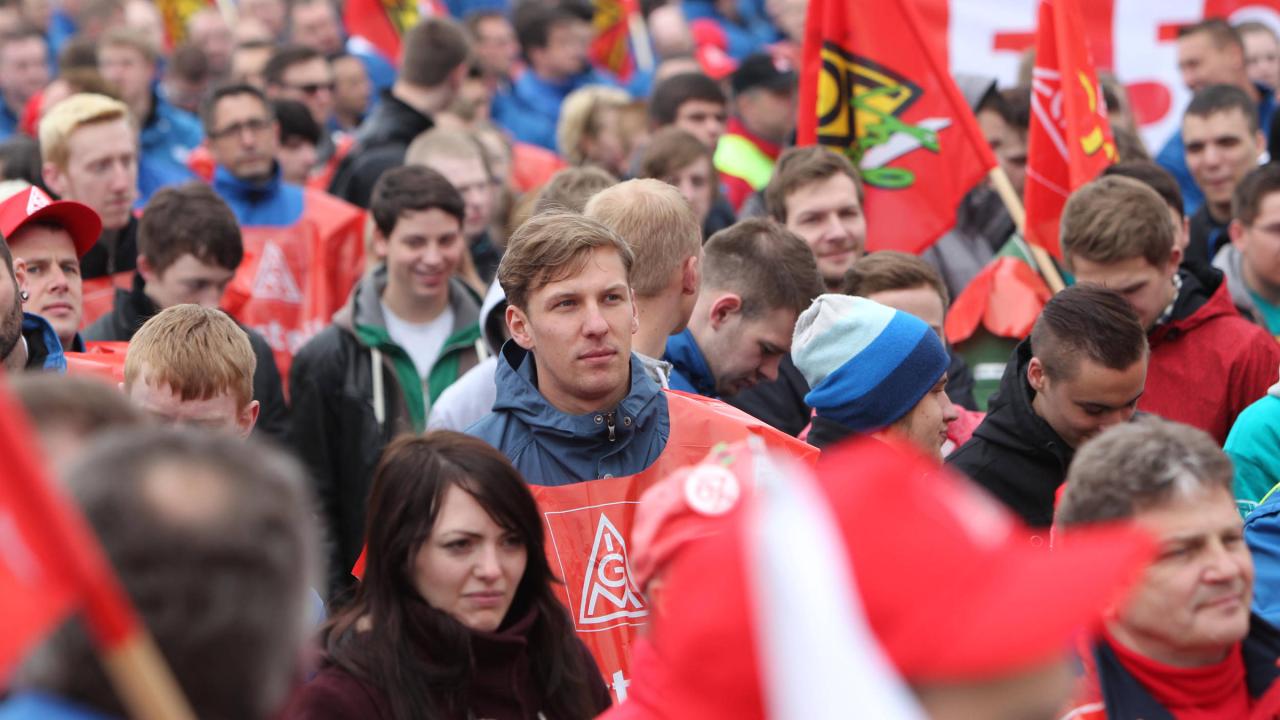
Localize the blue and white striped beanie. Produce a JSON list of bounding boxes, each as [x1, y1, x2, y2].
[[793, 295, 948, 433]]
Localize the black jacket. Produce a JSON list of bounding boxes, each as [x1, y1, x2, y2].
[[328, 90, 435, 208], [725, 355, 811, 437], [946, 339, 1073, 528], [83, 273, 290, 442], [288, 272, 483, 598], [80, 215, 138, 280], [1187, 205, 1230, 268], [806, 415, 856, 450]]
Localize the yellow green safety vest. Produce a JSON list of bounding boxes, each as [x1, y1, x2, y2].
[[715, 133, 775, 190]]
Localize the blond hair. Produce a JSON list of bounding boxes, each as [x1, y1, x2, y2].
[[39, 93, 132, 169], [584, 179, 700, 297], [404, 127, 489, 172], [99, 25, 160, 65], [498, 212, 634, 310], [124, 305, 257, 411], [556, 85, 630, 166]]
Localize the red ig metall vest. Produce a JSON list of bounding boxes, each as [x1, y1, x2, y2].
[[528, 390, 818, 703]]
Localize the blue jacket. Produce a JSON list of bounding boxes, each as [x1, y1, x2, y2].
[[466, 341, 670, 485], [136, 92, 202, 205], [492, 68, 618, 151], [663, 328, 717, 398], [1245, 481, 1280, 626], [22, 312, 65, 372], [212, 165, 306, 227], [681, 0, 773, 60], [1156, 84, 1275, 217], [0, 692, 112, 720], [0, 100, 17, 141]]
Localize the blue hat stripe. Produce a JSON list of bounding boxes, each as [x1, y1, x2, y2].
[[804, 329, 949, 433]]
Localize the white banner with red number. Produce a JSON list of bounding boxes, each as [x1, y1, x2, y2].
[[920, 0, 1280, 152]]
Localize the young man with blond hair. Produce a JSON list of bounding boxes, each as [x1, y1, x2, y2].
[[584, 178, 702, 385], [39, 93, 140, 280], [467, 211, 810, 485], [123, 304, 260, 437], [1062, 174, 1280, 444]]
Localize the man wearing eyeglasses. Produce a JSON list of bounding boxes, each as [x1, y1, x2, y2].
[[201, 82, 364, 384], [263, 45, 336, 164]]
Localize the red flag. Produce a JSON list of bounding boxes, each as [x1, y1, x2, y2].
[[796, 0, 996, 255], [154, 0, 215, 49], [343, 0, 439, 66], [0, 379, 139, 680], [1024, 0, 1117, 259], [589, 0, 637, 81]]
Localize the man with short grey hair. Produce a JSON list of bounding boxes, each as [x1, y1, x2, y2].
[[1057, 417, 1280, 718]]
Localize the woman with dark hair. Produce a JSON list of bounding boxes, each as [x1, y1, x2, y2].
[[284, 431, 611, 719]]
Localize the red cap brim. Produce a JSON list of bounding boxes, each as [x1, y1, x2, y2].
[[21, 200, 103, 259], [882, 522, 1154, 681]]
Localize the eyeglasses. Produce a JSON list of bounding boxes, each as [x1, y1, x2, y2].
[[283, 81, 335, 96], [210, 117, 273, 140]]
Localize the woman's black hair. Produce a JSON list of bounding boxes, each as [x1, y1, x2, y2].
[[322, 431, 600, 720]]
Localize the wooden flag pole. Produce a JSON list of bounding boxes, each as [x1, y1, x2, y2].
[[628, 11, 655, 72], [986, 165, 1066, 293], [99, 631, 198, 720]]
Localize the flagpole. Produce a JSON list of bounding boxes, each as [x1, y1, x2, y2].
[[892, 0, 1065, 293], [986, 166, 1066, 293], [628, 12, 654, 73], [99, 632, 198, 720]]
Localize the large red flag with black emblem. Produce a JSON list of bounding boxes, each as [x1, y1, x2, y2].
[[1024, 0, 1117, 259], [796, 0, 996, 255]]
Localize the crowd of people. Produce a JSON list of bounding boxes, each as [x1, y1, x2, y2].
[[3, 1, 1280, 718]]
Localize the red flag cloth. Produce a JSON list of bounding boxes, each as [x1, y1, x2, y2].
[[155, 0, 215, 49], [589, 0, 637, 81], [0, 380, 139, 680], [221, 191, 365, 393], [1024, 0, 1117, 259], [343, 0, 434, 66], [796, 0, 996, 255], [944, 257, 1054, 345], [65, 342, 130, 384]]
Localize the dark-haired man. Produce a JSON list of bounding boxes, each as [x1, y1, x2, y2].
[[663, 219, 823, 399], [291, 165, 484, 594], [493, 0, 616, 151], [202, 83, 364, 381], [1062, 175, 1280, 444], [1221, 163, 1280, 337], [1181, 84, 1267, 266], [84, 182, 289, 441], [329, 17, 471, 207], [1157, 19, 1273, 218], [948, 285, 1149, 530]]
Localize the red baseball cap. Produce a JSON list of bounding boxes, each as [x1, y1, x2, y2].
[[642, 437, 1154, 718], [0, 185, 102, 259]]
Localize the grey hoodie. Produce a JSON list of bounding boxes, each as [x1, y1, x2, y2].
[[1214, 244, 1268, 327]]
